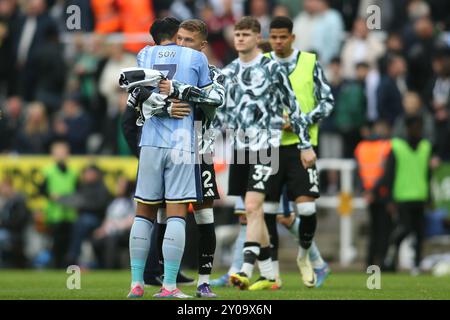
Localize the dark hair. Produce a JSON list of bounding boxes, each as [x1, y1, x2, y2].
[[330, 56, 341, 65], [235, 16, 261, 33], [356, 62, 370, 69], [270, 16, 293, 33], [150, 17, 181, 45], [179, 19, 208, 40]]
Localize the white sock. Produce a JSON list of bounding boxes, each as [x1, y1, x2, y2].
[[272, 260, 280, 278], [258, 258, 275, 280], [197, 274, 209, 286], [241, 263, 254, 278]]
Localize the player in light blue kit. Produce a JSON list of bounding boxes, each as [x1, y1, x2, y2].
[[126, 17, 213, 299]]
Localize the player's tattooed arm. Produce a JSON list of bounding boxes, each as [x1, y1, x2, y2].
[[274, 64, 312, 150], [305, 61, 335, 124]]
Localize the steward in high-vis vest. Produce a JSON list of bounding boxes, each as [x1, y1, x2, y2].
[[355, 120, 393, 267], [378, 116, 432, 273], [258, 16, 335, 288], [39, 142, 78, 268]]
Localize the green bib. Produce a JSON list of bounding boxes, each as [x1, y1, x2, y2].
[[265, 51, 318, 146], [44, 164, 78, 224], [392, 138, 431, 202]]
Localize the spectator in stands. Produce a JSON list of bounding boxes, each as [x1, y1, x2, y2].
[[0, 176, 30, 268], [405, 16, 438, 99], [69, 34, 105, 116], [377, 54, 407, 126], [328, 0, 359, 32], [381, 116, 432, 274], [355, 120, 393, 268], [39, 141, 78, 268], [0, 96, 23, 153], [15, 101, 51, 154], [249, 0, 271, 38], [340, 17, 385, 80], [98, 42, 135, 147], [366, 33, 404, 124], [0, 0, 19, 97], [100, 91, 132, 155], [51, 94, 92, 154], [393, 91, 435, 143], [272, 4, 289, 18], [11, 0, 58, 100], [430, 48, 450, 162], [334, 62, 368, 158], [92, 176, 134, 269], [59, 164, 112, 266], [199, 2, 236, 66], [293, 0, 344, 65], [33, 23, 66, 114]]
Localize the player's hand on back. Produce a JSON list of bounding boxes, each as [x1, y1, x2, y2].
[[169, 99, 191, 119], [300, 148, 317, 169]]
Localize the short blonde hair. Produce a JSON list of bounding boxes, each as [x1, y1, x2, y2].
[[179, 19, 208, 40]]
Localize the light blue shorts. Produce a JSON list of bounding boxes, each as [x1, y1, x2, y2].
[[134, 146, 202, 204]]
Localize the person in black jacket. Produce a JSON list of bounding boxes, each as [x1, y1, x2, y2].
[[58, 164, 112, 266], [0, 176, 30, 268]]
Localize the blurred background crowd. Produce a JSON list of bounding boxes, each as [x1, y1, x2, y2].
[[0, 0, 450, 272]]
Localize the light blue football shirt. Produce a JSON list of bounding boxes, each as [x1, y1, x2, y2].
[[137, 43, 212, 152]]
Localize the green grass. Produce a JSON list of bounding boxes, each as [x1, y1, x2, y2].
[[0, 270, 449, 300]]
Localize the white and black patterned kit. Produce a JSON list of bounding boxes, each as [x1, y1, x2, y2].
[[214, 54, 312, 151]]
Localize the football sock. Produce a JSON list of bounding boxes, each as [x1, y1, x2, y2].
[[194, 209, 216, 282], [309, 241, 326, 268], [162, 217, 186, 291], [257, 246, 275, 280], [296, 203, 317, 250], [129, 216, 153, 285], [229, 223, 246, 275], [272, 260, 280, 279], [144, 221, 161, 278], [287, 216, 300, 239], [286, 216, 324, 265], [264, 214, 279, 261], [241, 242, 260, 278]]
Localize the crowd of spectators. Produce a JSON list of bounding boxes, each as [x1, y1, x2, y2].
[[0, 0, 448, 161]]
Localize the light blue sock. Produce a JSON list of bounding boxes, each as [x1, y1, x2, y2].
[[287, 217, 325, 267], [162, 217, 186, 291], [229, 224, 246, 274], [129, 216, 153, 285], [288, 217, 300, 240], [309, 242, 325, 268]]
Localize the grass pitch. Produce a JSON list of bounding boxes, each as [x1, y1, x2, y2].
[[0, 270, 449, 300]]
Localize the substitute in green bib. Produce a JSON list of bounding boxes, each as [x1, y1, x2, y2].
[[258, 16, 334, 288], [376, 116, 432, 274]]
